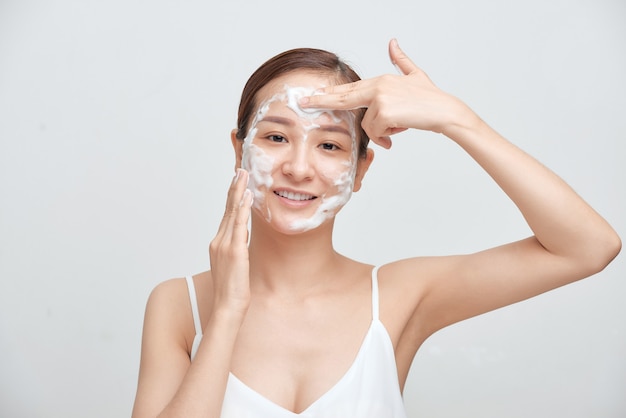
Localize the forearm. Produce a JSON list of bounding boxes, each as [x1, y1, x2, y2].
[[444, 107, 621, 269]]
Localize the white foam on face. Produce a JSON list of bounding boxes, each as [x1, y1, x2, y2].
[[289, 161, 356, 232], [241, 100, 275, 222], [284, 86, 344, 123], [241, 84, 359, 233]]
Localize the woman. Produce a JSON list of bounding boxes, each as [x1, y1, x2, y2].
[[131, 39, 621, 417]]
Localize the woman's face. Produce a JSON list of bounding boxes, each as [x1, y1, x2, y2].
[[239, 71, 363, 234]]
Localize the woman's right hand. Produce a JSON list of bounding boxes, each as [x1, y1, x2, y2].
[[208, 168, 253, 318]]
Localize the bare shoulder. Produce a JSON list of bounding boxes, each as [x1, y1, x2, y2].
[[136, 272, 213, 385], [133, 274, 209, 417], [145, 272, 213, 333], [146, 277, 190, 317], [375, 258, 442, 326], [144, 277, 194, 343], [377, 256, 450, 300]]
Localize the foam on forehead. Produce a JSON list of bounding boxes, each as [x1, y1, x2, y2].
[[245, 84, 357, 145], [284, 85, 346, 125]]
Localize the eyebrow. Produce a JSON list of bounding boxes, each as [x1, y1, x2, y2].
[[259, 116, 351, 137]]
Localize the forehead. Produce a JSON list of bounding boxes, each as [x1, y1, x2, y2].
[[254, 71, 353, 129], [256, 71, 338, 102]]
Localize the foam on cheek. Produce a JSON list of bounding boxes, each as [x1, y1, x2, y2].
[[242, 137, 275, 219], [289, 164, 355, 232], [241, 100, 275, 221]]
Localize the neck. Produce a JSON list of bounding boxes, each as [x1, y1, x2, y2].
[[247, 215, 343, 295]]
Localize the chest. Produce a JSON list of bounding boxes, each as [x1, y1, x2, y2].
[[229, 295, 372, 414], [221, 319, 406, 417]]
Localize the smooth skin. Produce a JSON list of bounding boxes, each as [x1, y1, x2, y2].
[[131, 39, 621, 418]]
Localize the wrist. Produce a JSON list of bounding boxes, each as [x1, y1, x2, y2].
[[209, 302, 248, 327], [440, 98, 483, 141]]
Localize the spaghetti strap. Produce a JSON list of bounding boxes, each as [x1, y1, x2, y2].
[[371, 266, 380, 321], [185, 276, 202, 336]]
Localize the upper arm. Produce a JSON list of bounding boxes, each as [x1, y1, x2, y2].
[[392, 236, 604, 340], [132, 279, 194, 418]]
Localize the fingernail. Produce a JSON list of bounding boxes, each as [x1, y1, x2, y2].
[[233, 168, 242, 184], [298, 97, 310, 106]]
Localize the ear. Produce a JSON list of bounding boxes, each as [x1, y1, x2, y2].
[[231, 129, 243, 171], [353, 148, 374, 192]]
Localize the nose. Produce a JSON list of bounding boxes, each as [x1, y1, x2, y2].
[[282, 143, 314, 181]]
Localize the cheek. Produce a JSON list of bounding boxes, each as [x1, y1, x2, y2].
[[242, 141, 276, 204], [319, 163, 346, 183], [319, 158, 356, 191]]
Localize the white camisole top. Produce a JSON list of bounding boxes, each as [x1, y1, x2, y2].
[[185, 267, 408, 418]]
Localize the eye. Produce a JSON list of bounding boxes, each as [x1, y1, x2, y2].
[[267, 134, 287, 143], [320, 143, 339, 151]]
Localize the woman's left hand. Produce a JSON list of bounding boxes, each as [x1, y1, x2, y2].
[[300, 38, 474, 148]]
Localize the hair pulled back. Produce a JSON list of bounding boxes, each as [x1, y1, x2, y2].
[[235, 48, 369, 159]]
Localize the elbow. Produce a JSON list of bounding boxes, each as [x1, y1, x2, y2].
[[584, 228, 622, 276], [604, 229, 622, 267]]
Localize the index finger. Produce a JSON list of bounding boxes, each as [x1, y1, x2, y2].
[[299, 80, 371, 111], [388, 38, 420, 76]]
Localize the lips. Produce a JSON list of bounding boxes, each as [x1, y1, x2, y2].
[[274, 190, 317, 201]]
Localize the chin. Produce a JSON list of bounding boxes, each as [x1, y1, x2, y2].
[[261, 214, 335, 236], [274, 218, 330, 235], [251, 199, 339, 235]]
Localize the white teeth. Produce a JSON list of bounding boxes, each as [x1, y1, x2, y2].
[[276, 190, 314, 201]]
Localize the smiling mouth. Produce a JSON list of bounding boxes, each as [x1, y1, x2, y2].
[[274, 190, 317, 201]]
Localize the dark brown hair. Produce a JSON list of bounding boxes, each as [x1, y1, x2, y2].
[[235, 48, 369, 159]]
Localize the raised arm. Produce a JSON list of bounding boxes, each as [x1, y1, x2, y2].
[[132, 170, 253, 418], [301, 39, 621, 335]]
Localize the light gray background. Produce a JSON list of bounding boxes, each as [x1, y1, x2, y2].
[[1, 0, 624, 417]]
